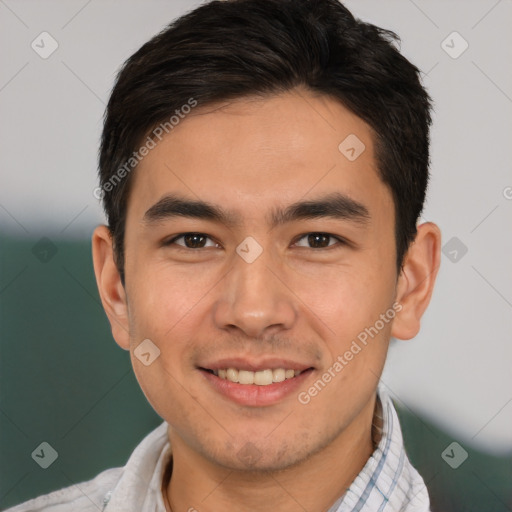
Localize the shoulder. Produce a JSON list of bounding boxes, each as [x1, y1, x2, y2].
[[3, 466, 123, 512]]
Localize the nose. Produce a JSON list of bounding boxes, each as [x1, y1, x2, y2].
[[212, 247, 297, 339]]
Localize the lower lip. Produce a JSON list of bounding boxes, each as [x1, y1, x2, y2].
[[200, 368, 314, 407]]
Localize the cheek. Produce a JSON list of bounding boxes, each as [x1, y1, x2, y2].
[[125, 273, 203, 419], [127, 262, 209, 338], [293, 261, 395, 335], [292, 258, 396, 399], [129, 350, 195, 430]]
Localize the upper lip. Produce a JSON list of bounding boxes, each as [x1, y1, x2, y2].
[[198, 357, 314, 372]]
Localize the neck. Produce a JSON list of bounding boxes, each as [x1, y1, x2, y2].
[[162, 394, 382, 512]]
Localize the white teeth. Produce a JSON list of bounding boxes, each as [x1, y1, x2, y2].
[[238, 370, 254, 385], [215, 367, 303, 385], [254, 369, 273, 386], [226, 368, 239, 383], [272, 368, 286, 382]]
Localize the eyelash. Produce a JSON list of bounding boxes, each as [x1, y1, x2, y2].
[[164, 232, 348, 250]]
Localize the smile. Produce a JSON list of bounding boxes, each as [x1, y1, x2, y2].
[[199, 366, 315, 406], [206, 368, 303, 386]]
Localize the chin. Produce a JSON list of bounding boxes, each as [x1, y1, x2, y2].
[[204, 437, 314, 474]]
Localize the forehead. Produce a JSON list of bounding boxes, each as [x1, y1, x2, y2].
[[127, 89, 391, 225]]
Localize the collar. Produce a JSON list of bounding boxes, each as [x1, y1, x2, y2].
[[103, 387, 429, 512], [327, 386, 431, 512]]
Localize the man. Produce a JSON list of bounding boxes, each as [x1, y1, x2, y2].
[[7, 0, 441, 510]]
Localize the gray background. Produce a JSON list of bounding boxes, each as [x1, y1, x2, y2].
[[0, 0, 511, 493]]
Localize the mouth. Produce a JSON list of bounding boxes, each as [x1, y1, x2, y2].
[[198, 362, 315, 407], [200, 367, 308, 385]]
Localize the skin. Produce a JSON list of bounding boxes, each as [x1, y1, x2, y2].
[[92, 87, 441, 512]]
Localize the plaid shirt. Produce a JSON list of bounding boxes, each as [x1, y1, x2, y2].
[[5, 387, 430, 512], [328, 386, 431, 511]]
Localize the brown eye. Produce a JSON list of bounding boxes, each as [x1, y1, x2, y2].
[[308, 233, 330, 248], [167, 233, 218, 249], [183, 233, 207, 248], [294, 233, 343, 249]]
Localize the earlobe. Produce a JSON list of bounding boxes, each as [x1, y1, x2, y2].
[[391, 222, 441, 340], [91, 225, 131, 350]]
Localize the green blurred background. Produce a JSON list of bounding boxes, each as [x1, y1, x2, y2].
[[1, 234, 511, 511]]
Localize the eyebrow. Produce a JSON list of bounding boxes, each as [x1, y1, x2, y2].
[[143, 192, 370, 229]]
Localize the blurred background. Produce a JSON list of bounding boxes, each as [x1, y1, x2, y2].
[[1, 0, 511, 510]]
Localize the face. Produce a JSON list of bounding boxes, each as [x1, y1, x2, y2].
[[105, 88, 404, 471]]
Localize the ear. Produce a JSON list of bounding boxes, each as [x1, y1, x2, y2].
[[391, 222, 441, 340], [91, 225, 131, 350]]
